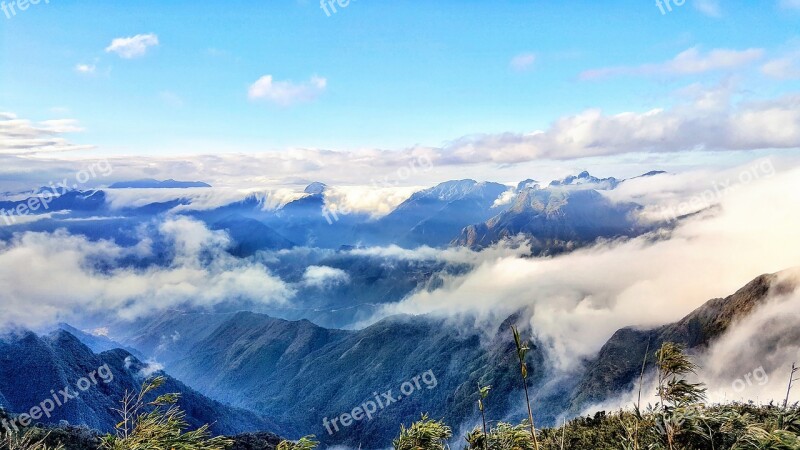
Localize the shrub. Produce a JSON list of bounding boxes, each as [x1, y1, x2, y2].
[[0, 430, 64, 450], [101, 376, 232, 450], [276, 436, 318, 450], [393, 415, 452, 450]]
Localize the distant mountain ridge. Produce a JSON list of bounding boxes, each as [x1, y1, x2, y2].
[[114, 311, 546, 448], [548, 171, 620, 189], [1, 269, 794, 448], [108, 179, 212, 189], [366, 179, 512, 247], [1, 171, 669, 253], [0, 329, 288, 436], [454, 185, 644, 252], [55, 323, 145, 359], [568, 270, 798, 414], [103, 270, 797, 448]]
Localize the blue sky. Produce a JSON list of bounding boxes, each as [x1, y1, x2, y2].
[[2, 0, 799, 158]]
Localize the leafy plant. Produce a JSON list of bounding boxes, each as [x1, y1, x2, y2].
[[477, 383, 492, 450], [511, 325, 540, 450], [654, 342, 707, 450], [276, 435, 318, 450], [459, 341, 800, 450], [467, 422, 535, 450], [393, 414, 451, 450], [0, 431, 64, 450], [101, 376, 232, 450]]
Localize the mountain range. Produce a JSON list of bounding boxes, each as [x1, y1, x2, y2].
[[0, 329, 288, 436], [108, 179, 212, 189], [4, 170, 788, 447], [0, 171, 669, 330], [1, 171, 664, 253], [2, 270, 793, 447]]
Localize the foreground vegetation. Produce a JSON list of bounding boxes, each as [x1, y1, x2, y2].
[[278, 334, 800, 449], [374, 339, 800, 450], [1, 330, 797, 449], [0, 377, 231, 450]]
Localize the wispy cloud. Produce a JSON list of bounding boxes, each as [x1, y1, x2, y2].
[[3, 82, 799, 186], [248, 75, 327, 106], [580, 47, 764, 80], [0, 113, 94, 155], [0, 217, 294, 329], [510, 53, 536, 72], [376, 166, 800, 371], [105, 33, 159, 59], [761, 52, 800, 79], [74, 63, 96, 74], [431, 87, 800, 163]]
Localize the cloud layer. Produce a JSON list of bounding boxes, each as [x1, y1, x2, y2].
[[378, 165, 800, 372], [3, 78, 800, 190], [585, 283, 800, 414], [0, 217, 293, 330], [0, 113, 93, 155]]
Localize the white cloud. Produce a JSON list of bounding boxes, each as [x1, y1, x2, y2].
[[0, 217, 294, 329], [348, 240, 530, 265], [0, 212, 68, 227], [322, 185, 424, 217], [105, 33, 159, 59], [0, 113, 94, 155], [581, 47, 764, 80], [75, 64, 96, 74], [604, 158, 778, 223], [90, 327, 110, 337], [434, 89, 800, 163], [761, 52, 800, 80], [699, 286, 800, 403], [584, 284, 800, 414], [302, 266, 350, 288], [510, 53, 536, 71], [102, 187, 303, 213], [248, 75, 327, 106], [2, 84, 799, 190], [491, 190, 518, 208], [376, 165, 800, 372]]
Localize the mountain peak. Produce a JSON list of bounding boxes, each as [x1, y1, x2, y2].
[[108, 179, 211, 189], [411, 179, 479, 201], [517, 179, 539, 191], [549, 172, 619, 189], [304, 182, 327, 195], [638, 170, 668, 178]]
